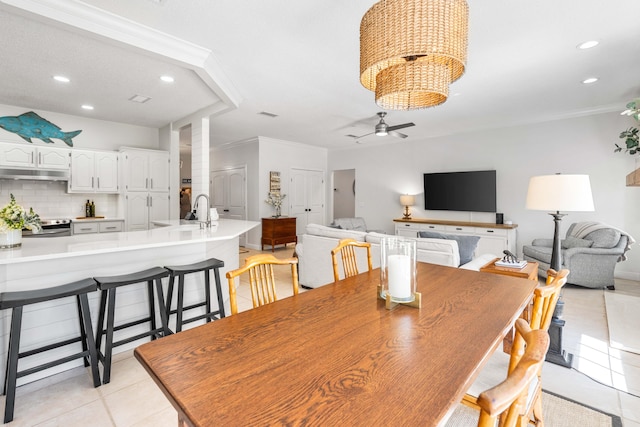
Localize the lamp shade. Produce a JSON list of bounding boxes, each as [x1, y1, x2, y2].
[[360, 0, 469, 110], [526, 175, 595, 212], [400, 194, 416, 206]]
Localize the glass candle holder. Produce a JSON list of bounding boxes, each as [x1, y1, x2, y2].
[[380, 237, 417, 303]]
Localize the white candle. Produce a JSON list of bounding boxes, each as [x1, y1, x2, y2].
[[388, 254, 411, 299]]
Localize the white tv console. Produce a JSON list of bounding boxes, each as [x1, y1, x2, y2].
[[394, 218, 517, 257]]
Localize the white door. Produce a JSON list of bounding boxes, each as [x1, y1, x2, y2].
[[149, 193, 171, 224], [123, 151, 149, 192], [95, 152, 119, 193], [290, 168, 325, 235], [148, 152, 170, 192], [0, 143, 35, 168], [37, 147, 70, 170], [69, 151, 95, 192], [210, 167, 247, 245], [126, 192, 149, 231]]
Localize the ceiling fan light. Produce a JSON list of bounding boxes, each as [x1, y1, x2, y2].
[[375, 122, 388, 136], [375, 61, 449, 110], [360, 0, 468, 110]]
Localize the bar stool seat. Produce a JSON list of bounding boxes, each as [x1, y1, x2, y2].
[[94, 267, 170, 384], [0, 278, 101, 423], [165, 258, 226, 333]]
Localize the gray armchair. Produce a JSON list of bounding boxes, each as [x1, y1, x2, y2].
[[523, 223, 631, 289]]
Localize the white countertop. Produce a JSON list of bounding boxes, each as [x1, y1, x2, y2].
[[0, 219, 259, 265]]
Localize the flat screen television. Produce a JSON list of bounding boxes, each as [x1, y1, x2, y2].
[[423, 170, 496, 213]]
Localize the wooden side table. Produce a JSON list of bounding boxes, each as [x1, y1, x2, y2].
[[480, 257, 539, 353], [261, 217, 297, 252]]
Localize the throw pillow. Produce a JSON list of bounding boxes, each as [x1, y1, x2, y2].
[[561, 237, 593, 249], [585, 228, 621, 248], [417, 231, 480, 266]]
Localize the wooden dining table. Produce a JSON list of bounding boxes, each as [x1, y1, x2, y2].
[[134, 262, 537, 426]]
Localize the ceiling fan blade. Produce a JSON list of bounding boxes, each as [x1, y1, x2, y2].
[[386, 122, 415, 132], [388, 130, 408, 139], [352, 131, 375, 139]]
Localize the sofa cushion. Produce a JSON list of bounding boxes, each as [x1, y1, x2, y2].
[[522, 245, 552, 264], [364, 232, 393, 244], [417, 231, 480, 266], [332, 217, 367, 231], [305, 223, 368, 241], [561, 237, 593, 249], [585, 228, 621, 248]]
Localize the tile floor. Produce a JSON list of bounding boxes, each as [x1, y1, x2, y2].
[[1, 247, 639, 426]]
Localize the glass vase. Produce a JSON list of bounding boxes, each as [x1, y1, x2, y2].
[[380, 237, 417, 303], [274, 206, 281, 218]]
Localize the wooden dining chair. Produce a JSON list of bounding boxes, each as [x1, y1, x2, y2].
[[463, 268, 569, 426], [330, 238, 373, 282], [475, 319, 550, 427], [226, 254, 299, 315]]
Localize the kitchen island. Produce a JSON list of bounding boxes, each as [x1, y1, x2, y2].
[[0, 219, 259, 386]]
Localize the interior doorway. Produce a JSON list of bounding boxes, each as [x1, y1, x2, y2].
[[332, 169, 355, 219]]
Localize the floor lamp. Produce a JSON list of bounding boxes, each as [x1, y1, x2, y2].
[[526, 174, 594, 367]]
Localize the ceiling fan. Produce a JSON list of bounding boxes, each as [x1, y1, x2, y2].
[[350, 112, 415, 143]]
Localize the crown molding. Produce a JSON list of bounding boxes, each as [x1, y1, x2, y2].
[[0, 0, 241, 120]]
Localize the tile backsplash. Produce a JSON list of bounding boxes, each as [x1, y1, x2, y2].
[[0, 180, 119, 219]]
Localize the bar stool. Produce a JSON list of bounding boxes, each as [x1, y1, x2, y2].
[[94, 267, 170, 384], [0, 278, 101, 423], [164, 258, 226, 333]]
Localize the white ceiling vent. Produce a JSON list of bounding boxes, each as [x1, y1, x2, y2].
[[129, 94, 151, 103]]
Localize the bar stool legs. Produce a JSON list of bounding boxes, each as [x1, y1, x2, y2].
[[165, 258, 225, 333], [0, 278, 101, 423], [94, 267, 170, 384]]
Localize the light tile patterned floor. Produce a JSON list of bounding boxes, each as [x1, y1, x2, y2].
[[1, 247, 638, 426]]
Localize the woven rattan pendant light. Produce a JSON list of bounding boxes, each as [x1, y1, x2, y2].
[[360, 0, 469, 110]]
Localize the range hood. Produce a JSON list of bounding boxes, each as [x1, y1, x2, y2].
[[0, 168, 70, 181]]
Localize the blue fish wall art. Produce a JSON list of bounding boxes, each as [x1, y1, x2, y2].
[[0, 111, 82, 147]]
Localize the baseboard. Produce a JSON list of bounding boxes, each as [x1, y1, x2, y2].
[[615, 270, 640, 282]]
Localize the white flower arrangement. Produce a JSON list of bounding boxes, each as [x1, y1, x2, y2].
[[265, 192, 286, 216], [0, 194, 42, 233]]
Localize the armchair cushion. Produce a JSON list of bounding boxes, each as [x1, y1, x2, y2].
[[561, 237, 593, 249], [417, 231, 480, 266]]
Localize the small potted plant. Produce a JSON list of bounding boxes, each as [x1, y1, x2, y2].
[[0, 194, 41, 248]]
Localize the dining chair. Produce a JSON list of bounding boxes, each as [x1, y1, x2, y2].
[[330, 238, 373, 282], [474, 319, 550, 427], [463, 268, 569, 426], [226, 254, 299, 315]]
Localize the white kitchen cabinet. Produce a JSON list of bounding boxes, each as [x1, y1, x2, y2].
[[121, 148, 170, 192], [0, 142, 70, 170], [72, 220, 124, 235], [394, 219, 517, 255], [124, 192, 170, 231], [68, 150, 119, 193]]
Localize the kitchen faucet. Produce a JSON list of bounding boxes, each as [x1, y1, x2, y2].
[[193, 193, 211, 229]]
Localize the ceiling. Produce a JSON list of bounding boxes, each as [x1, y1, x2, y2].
[[1, 0, 639, 151]]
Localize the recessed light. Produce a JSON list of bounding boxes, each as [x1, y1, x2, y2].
[[81, 105, 94, 110], [577, 40, 599, 50], [160, 75, 174, 83], [582, 77, 599, 84], [53, 75, 70, 83]]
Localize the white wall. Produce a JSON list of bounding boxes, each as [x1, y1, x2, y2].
[[328, 111, 640, 280]]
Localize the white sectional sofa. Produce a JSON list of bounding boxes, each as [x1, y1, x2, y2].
[[295, 223, 496, 288]]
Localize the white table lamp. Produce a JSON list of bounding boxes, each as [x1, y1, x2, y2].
[[400, 194, 415, 219], [526, 174, 594, 271]]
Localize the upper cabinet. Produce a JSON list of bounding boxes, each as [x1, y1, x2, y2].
[[68, 150, 119, 193], [121, 148, 170, 192], [0, 143, 70, 170]]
